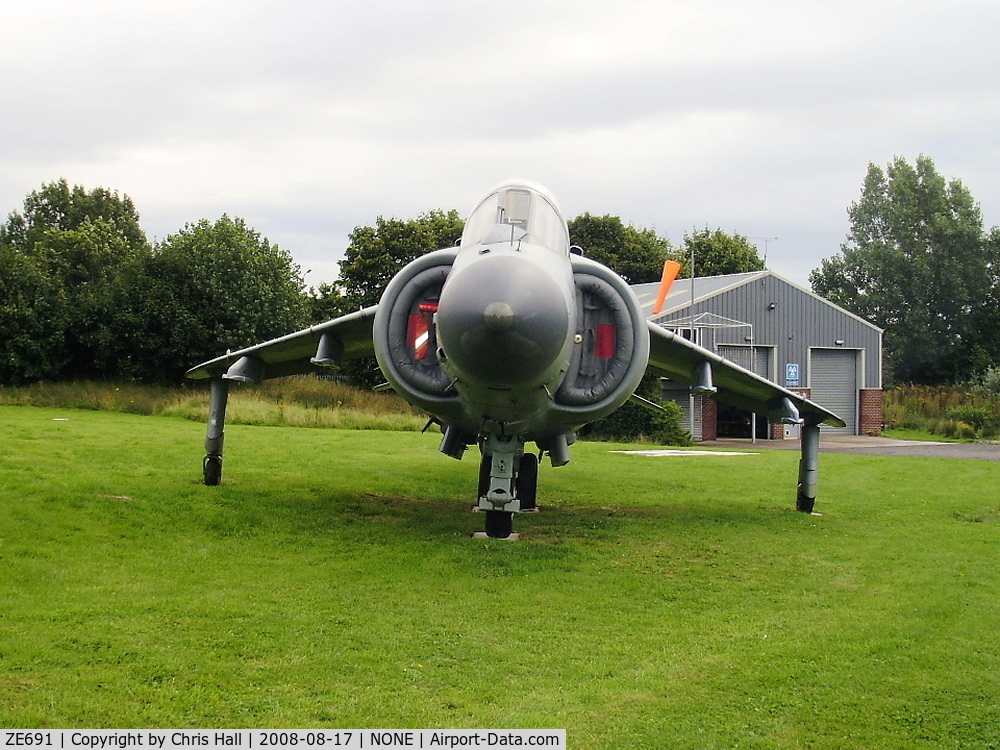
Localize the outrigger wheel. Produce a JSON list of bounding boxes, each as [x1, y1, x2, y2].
[[203, 454, 223, 486]]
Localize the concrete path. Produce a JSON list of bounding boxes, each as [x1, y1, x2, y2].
[[701, 435, 1000, 461]]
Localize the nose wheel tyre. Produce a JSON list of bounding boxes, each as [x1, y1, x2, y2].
[[516, 453, 538, 511], [485, 510, 513, 539]]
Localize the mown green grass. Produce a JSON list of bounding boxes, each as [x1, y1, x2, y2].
[[2, 405, 999, 748]]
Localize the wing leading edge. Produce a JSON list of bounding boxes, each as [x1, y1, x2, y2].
[[185, 307, 378, 382], [185, 306, 844, 427], [645, 321, 845, 429]]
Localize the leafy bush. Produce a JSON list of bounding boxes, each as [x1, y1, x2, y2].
[[585, 378, 692, 445], [944, 405, 996, 431], [972, 365, 1000, 398]]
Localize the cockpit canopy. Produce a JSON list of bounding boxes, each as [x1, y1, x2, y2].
[[460, 181, 570, 255]]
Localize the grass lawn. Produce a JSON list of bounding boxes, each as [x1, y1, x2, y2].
[[1, 405, 999, 748]]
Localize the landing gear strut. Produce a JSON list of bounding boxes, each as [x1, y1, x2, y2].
[[476, 435, 542, 538], [203, 378, 229, 485], [796, 421, 821, 513], [476, 451, 539, 538]]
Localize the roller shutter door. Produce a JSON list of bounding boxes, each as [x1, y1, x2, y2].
[[810, 349, 857, 434]]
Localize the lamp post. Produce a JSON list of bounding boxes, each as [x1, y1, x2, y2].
[[689, 246, 696, 438]]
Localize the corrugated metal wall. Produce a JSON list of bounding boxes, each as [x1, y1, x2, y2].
[[701, 274, 881, 391]]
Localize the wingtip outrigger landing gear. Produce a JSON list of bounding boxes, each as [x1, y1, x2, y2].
[[203, 378, 229, 486], [796, 421, 821, 514]]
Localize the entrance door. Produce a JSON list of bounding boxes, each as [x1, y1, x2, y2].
[[717, 345, 772, 438]]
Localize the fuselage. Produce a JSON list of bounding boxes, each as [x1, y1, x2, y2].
[[373, 179, 649, 449], [434, 181, 579, 436]]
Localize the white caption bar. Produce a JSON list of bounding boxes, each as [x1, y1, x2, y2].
[[4, 730, 566, 750]]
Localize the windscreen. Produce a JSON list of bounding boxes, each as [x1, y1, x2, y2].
[[460, 185, 569, 254]]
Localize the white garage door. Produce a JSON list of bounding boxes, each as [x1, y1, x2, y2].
[[810, 349, 858, 434]]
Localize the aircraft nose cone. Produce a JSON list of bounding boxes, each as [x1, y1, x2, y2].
[[437, 255, 569, 387], [482, 301, 515, 332]]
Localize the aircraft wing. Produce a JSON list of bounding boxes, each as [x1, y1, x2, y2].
[[645, 321, 845, 428], [185, 306, 378, 381]]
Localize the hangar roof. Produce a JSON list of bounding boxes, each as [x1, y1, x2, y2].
[[631, 270, 883, 333]]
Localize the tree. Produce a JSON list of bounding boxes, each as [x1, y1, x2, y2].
[[0, 181, 315, 384], [114, 216, 309, 382], [810, 155, 997, 384], [0, 178, 147, 254], [678, 227, 766, 277], [337, 210, 465, 311], [0, 245, 69, 384], [306, 281, 348, 324], [568, 213, 671, 284], [0, 180, 151, 382]]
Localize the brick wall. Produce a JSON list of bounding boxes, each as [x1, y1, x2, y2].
[[700, 397, 718, 441], [697, 388, 881, 440], [859, 389, 883, 436]]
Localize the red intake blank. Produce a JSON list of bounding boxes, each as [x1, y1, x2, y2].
[[408, 313, 431, 360], [595, 324, 615, 359]]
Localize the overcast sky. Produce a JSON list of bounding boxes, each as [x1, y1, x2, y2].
[[4, 0, 998, 288]]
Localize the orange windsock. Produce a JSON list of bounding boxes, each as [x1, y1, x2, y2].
[[652, 260, 682, 315]]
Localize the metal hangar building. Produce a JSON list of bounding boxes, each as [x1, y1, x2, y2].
[[631, 271, 884, 439]]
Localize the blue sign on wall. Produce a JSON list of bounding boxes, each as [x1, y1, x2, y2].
[[785, 363, 800, 386]]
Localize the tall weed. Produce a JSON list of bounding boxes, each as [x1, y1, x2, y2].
[[0, 378, 426, 432], [884, 384, 1000, 440]]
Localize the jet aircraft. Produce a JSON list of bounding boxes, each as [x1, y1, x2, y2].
[[186, 180, 844, 538]]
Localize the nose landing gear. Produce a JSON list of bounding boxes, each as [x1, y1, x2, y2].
[[475, 435, 541, 539]]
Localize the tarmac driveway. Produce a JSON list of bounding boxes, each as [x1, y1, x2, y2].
[[703, 435, 1000, 461]]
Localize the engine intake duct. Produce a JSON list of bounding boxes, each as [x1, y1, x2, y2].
[[556, 273, 636, 406]]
